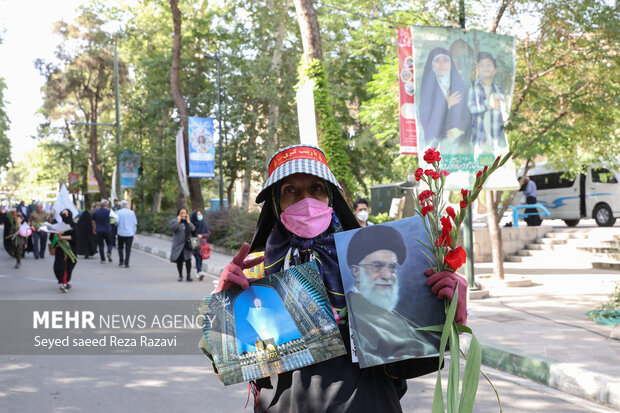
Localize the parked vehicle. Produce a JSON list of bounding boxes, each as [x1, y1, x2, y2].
[[518, 162, 620, 227]]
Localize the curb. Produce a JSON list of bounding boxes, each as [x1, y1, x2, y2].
[[462, 337, 620, 409], [132, 236, 226, 276]]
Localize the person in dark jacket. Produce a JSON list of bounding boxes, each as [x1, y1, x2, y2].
[[53, 209, 77, 292], [92, 200, 117, 263], [170, 207, 195, 282], [190, 209, 210, 281], [1, 207, 15, 257], [207, 145, 468, 412], [76, 208, 97, 258]]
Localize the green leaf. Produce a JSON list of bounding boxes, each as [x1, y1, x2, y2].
[[447, 290, 460, 412], [458, 332, 482, 413]]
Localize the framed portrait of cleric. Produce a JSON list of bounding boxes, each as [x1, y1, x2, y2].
[[411, 26, 519, 191], [334, 216, 445, 369], [199, 261, 346, 385]]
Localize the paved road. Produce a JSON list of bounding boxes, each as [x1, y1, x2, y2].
[[0, 245, 615, 412]]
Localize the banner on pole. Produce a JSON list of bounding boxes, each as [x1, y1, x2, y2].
[[296, 80, 319, 146], [110, 164, 118, 202], [176, 127, 190, 196], [120, 150, 139, 189], [67, 173, 80, 194], [411, 26, 519, 190], [187, 117, 216, 178], [398, 27, 417, 155]]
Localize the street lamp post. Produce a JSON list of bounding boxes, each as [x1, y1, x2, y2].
[[114, 36, 121, 199]]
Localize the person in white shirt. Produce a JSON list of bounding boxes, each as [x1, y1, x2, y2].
[[115, 200, 138, 268], [353, 198, 374, 228]]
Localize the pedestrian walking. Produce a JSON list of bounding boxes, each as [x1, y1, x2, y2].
[[28, 202, 51, 259], [170, 207, 194, 282], [75, 207, 97, 259], [92, 200, 117, 263], [115, 200, 137, 268], [190, 209, 210, 281], [12, 214, 31, 268], [52, 209, 78, 292], [111, 199, 120, 247], [1, 206, 16, 257]]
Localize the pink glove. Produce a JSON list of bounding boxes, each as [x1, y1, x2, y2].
[[424, 269, 467, 325], [214, 242, 265, 293]]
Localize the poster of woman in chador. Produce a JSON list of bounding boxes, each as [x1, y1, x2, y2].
[[412, 26, 519, 190]]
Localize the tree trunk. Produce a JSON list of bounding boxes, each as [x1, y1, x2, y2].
[[486, 190, 505, 280], [88, 104, 108, 200], [152, 177, 165, 213], [264, 0, 291, 168], [170, 0, 204, 212], [293, 0, 322, 60], [227, 177, 236, 210], [293, 0, 354, 204], [242, 138, 255, 210]]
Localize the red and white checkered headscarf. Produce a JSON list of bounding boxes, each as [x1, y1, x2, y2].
[[256, 145, 342, 203]]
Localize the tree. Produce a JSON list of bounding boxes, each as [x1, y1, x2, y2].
[[37, 10, 128, 200], [169, 0, 205, 211], [0, 78, 12, 170], [483, 0, 620, 279], [293, 0, 355, 203]]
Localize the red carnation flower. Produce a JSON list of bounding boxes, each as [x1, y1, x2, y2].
[[440, 215, 453, 235], [461, 189, 468, 199], [476, 170, 483, 178], [435, 233, 452, 247], [431, 171, 441, 180], [415, 168, 424, 181], [460, 200, 468, 209], [423, 148, 441, 164], [440, 170, 450, 177], [421, 204, 434, 216], [446, 206, 456, 219], [444, 246, 467, 272], [424, 169, 434, 176], [418, 190, 434, 202]]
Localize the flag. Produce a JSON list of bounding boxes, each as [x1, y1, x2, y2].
[[120, 150, 139, 189], [52, 184, 79, 223], [176, 127, 190, 196], [187, 117, 216, 178], [398, 27, 417, 155]]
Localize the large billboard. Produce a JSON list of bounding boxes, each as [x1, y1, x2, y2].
[[411, 26, 519, 189]]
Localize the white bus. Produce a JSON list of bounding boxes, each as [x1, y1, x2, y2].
[[518, 162, 620, 227]]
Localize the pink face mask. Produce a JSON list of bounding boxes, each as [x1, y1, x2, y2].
[[280, 198, 333, 239]]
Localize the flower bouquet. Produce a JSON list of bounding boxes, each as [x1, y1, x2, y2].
[[414, 147, 512, 413]]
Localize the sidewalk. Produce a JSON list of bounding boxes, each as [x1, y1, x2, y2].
[[132, 232, 620, 409]]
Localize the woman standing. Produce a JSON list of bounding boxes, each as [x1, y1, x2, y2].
[[170, 207, 195, 282], [190, 209, 210, 281], [53, 209, 77, 292]]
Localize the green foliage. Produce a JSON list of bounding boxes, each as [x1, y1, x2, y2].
[[298, 57, 355, 194], [136, 210, 176, 234], [0, 78, 12, 170], [204, 208, 260, 250], [368, 212, 396, 224]]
